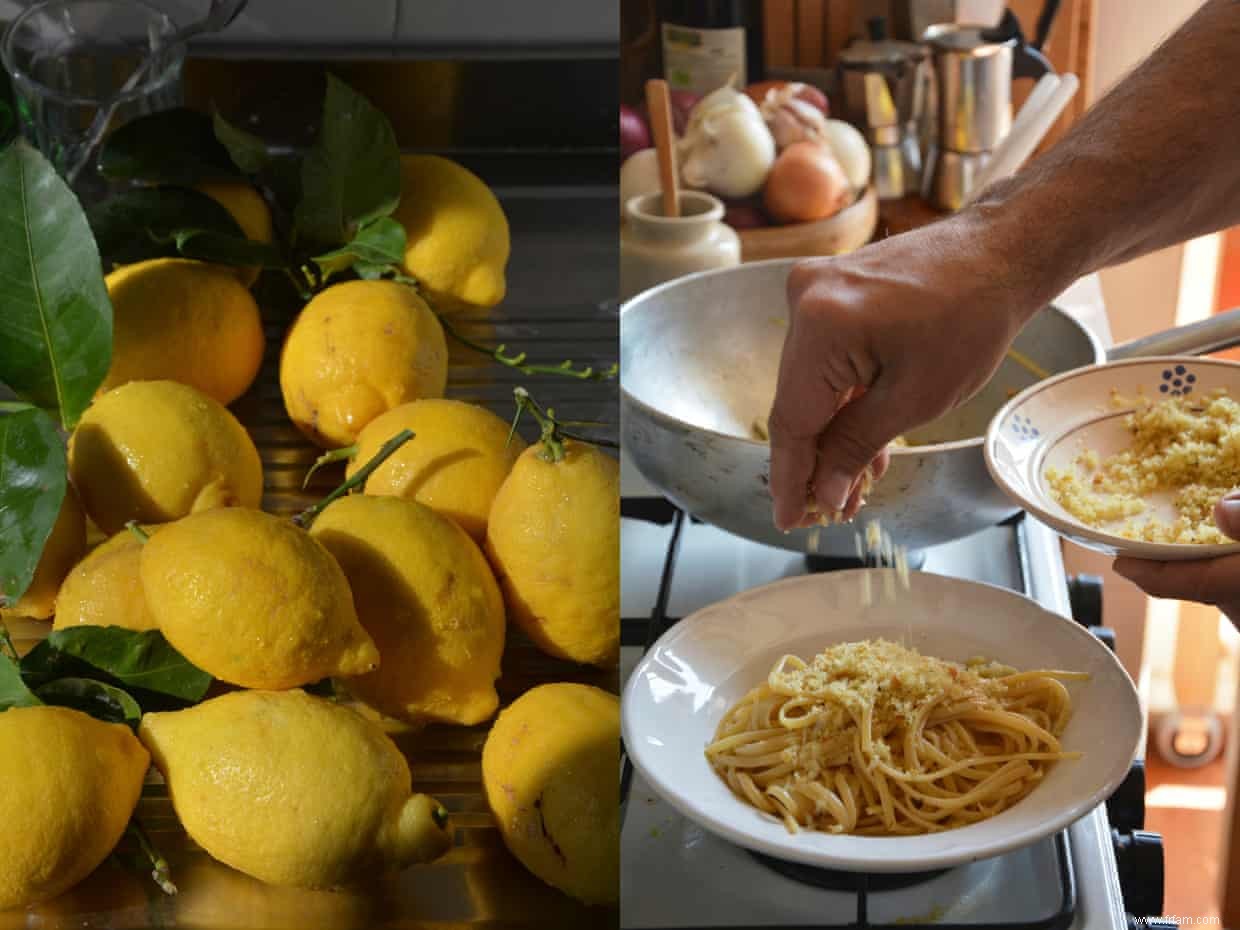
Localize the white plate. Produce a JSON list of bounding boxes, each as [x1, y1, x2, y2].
[[621, 569, 1142, 873], [985, 356, 1240, 560]]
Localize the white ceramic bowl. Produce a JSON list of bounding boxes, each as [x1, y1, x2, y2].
[[985, 356, 1240, 560], [621, 569, 1141, 873]]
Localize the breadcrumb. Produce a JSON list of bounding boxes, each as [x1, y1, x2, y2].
[[1045, 389, 1240, 544]]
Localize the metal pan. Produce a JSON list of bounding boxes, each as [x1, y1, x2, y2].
[[620, 258, 1240, 555]]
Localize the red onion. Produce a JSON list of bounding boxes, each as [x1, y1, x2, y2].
[[620, 105, 651, 161]]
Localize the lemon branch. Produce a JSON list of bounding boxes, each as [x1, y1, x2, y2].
[[302, 444, 358, 490], [292, 429, 413, 528], [383, 272, 618, 382], [124, 521, 151, 544], [508, 387, 618, 463]]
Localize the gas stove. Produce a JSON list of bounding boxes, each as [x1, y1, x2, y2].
[[619, 489, 1169, 930]]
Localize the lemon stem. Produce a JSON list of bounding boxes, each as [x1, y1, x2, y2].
[[124, 521, 150, 544], [302, 444, 359, 490], [512, 388, 565, 463], [125, 820, 177, 896], [293, 429, 414, 528]]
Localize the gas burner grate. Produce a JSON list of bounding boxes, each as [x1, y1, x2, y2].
[[748, 853, 948, 892]]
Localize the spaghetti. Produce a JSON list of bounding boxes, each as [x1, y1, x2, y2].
[[705, 639, 1086, 835]]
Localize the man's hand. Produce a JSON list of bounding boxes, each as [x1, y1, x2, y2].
[[1114, 492, 1240, 624], [767, 212, 1047, 531]]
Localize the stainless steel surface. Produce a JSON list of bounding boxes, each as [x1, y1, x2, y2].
[[838, 39, 927, 129], [924, 23, 1014, 153], [922, 143, 990, 209], [620, 258, 1240, 556], [3, 188, 619, 930], [872, 141, 907, 200], [1107, 307, 1240, 361]]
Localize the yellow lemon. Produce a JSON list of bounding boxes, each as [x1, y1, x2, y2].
[[195, 179, 274, 288], [279, 280, 448, 448], [68, 381, 263, 536], [102, 257, 264, 405], [310, 494, 505, 727], [349, 399, 526, 541], [392, 154, 509, 313], [485, 441, 619, 667], [482, 683, 619, 906], [53, 525, 160, 631], [140, 508, 379, 689], [139, 690, 452, 889], [2, 486, 85, 620], [0, 706, 149, 909]]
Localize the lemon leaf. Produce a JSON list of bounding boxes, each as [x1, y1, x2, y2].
[[213, 111, 269, 175], [0, 142, 112, 428], [35, 677, 140, 727], [311, 216, 406, 282], [294, 75, 400, 247], [98, 108, 237, 185], [165, 229, 287, 269], [0, 654, 42, 711], [88, 186, 245, 268], [37, 628, 212, 703], [0, 406, 66, 608]]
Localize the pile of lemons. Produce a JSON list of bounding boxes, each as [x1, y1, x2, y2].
[[1, 156, 619, 911]]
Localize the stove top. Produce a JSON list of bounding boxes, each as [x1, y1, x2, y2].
[[619, 499, 1160, 930]]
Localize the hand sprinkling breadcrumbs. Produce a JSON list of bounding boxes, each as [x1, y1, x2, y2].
[[1045, 388, 1240, 544]]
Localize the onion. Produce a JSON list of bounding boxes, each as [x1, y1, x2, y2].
[[619, 148, 662, 218], [763, 141, 851, 224], [723, 201, 769, 230], [620, 105, 651, 161], [819, 119, 872, 192], [679, 84, 776, 200]]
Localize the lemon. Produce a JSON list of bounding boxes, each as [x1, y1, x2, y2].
[[349, 399, 526, 541], [68, 381, 263, 536], [102, 258, 264, 405], [482, 683, 620, 906], [139, 689, 452, 888], [195, 180, 274, 288], [53, 525, 160, 631], [0, 706, 149, 909], [2, 486, 85, 621], [393, 154, 509, 313], [310, 495, 505, 727], [279, 280, 448, 448], [140, 507, 379, 689], [485, 441, 619, 667]]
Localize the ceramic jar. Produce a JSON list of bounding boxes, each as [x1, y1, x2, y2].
[[619, 190, 740, 301]]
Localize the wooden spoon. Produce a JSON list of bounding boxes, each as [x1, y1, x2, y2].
[[644, 78, 680, 218]]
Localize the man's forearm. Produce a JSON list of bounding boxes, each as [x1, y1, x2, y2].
[[970, 0, 1240, 319]]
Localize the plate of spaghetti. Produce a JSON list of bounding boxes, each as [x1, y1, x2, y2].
[[621, 569, 1142, 872]]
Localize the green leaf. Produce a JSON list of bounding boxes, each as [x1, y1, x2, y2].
[[0, 408, 66, 607], [0, 142, 112, 428], [167, 229, 286, 269], [88, 186, 245, 268], [36, 677, 141, 727], [294, 74, 401, 247], [213, 111, 270, 175], [38, 628, 212, 702], [0, 654, 42, 711], [311, 216, 406, 282], [98, 108, 237, 185]]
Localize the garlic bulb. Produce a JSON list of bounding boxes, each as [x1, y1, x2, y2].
[[619, 148, 663, 218], [679, 85, 776, 200], [758, 83, 831, 151]]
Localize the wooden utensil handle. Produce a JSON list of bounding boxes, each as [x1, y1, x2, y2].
[[645, 78, 680, 218]]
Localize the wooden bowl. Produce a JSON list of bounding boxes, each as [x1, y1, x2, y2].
[[735, 185, 878, 262]]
